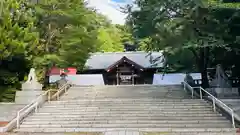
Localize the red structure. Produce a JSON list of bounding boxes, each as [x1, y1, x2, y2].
[[48, 67, 77, 76]]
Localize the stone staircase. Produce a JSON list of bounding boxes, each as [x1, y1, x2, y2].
[[14, 85, 237, 134]]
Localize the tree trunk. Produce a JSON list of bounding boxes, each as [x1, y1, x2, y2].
[[42, 23, 52, 88], [189, 47, 210, 89], [43, 67, 49, 89], [199, 47, 210, 89]]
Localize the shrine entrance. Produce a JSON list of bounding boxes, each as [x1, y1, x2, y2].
[[119, 74, 134, 85], [117, 66, 138, 85], [105, 56, 144, 85]]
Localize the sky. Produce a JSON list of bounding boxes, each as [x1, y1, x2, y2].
[[87, 0, 133, 25]]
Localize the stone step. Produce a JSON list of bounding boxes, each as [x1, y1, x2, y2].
[[53, 98, 203, 102], [19, 123, 232, 128], [41, 107, 212, 110], [43, 105, 210, 108], [72, 85, 181, 87], [63, 93, 187, 96], [64, 90, 185, 92], [41, 105, 211, 108], [61, 97, 190, 99], [5, 133, 237, 135], [26, 116, 227, 121], [64, 92, 186, 94], [38, 110, 216, 113], [33, 111, 217, 115], [66, 89, 186, 92], [52, 98, 200, 100], [39, 108, 214, 112], [67, 89, 184, 91], [45, 104, 209, 107], [62, 95, 187, 97], [63, 94, 187, 96], [29, 113, 222, 117], [65, 89, 184, 91], [71, 88, 184, 90], [14, 127, 236, 133], [48, 100, 207, 103], [46, 102, 208, 105], [48, 103, 207, 105], [65, 90, 185, 92], [68, 88, 182, 90], [62, 93, 188, 95], [21, 119, 230, 125], [62, 93, 188, 96]]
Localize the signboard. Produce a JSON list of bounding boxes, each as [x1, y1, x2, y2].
[[120, 75, 132, 81]]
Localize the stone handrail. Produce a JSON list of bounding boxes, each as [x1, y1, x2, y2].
[[183, 81, 236, 128], [0, 82, 71, 132]]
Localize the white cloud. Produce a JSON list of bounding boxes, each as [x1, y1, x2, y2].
[[86, 0, 133, 25]]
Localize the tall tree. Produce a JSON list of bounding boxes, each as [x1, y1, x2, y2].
[[126, 0, 240, 88], [31, 0, 106, 82], [0, 0, 38, 101], [96, 26, 124, 52]]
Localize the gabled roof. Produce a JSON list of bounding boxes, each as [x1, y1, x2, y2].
[[106, 56, 144, 72], [85, 51, 165, 70]]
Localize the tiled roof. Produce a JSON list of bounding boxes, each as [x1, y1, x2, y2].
[[85, 51, 165, 70]]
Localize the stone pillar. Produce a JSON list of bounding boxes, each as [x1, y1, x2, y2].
[[132, 71, 134, 85], [15, 68, 43, 104], [116, 72, 119, 85]]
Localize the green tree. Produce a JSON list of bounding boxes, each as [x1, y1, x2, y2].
[[0, 0, 38, 101], [126, 0, 240, 88], [96, 26, 124, 52], [115, 24, 134, 45], [0, 0, 127, 101], [31, 0, 106, 82], [0, 0, 38, 59]]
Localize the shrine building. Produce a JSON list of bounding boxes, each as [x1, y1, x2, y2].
[[82, 51, 165, 85]]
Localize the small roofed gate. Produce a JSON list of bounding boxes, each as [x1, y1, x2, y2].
[[105, 56, 145, 85]]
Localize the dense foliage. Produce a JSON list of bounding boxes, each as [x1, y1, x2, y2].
[[0, 0, 130, 101], [126, 0, 240, 88]]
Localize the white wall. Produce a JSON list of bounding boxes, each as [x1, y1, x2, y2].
[[153, 73, 201, 85], [49, 74, 105, 86]]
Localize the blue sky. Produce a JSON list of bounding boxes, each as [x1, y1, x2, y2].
[[86, 0, 133, 25]]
